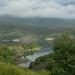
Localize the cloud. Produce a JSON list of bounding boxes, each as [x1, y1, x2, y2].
[[0, 0, 75, 18]]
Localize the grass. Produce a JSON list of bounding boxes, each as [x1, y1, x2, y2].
[[0, 62, 49, 75]]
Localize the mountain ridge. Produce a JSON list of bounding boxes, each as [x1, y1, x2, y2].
[[0, 15, 75, 28]]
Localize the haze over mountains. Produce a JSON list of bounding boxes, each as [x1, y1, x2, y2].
[[0, 15, 75, 28]]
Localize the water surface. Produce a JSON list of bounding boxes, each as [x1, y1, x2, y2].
[[18, 47, 52, 68]]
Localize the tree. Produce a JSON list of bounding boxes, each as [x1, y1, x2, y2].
[[0, 45, 13, 63], [30, 32, 75, 75], [51, 32, 75, 75]]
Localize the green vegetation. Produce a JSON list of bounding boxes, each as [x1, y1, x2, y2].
[[0, 43, 40, 64], [32, 32, 75, 75], [0, 45, 13, 63], [8, 43, 40, 52], [0, 62, 49, 75], [22, 43, 40, 50], [0, 32, 75, 75], [0, 45, 49, 75]]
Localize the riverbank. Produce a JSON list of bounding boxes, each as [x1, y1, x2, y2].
[[18, 47, 52, 68]]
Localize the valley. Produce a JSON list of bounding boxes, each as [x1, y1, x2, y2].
[[0, 16, 74, 75]]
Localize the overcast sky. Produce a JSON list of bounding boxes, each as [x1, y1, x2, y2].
[[0, 0, 75, 18]]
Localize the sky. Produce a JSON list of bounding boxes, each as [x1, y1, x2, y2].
[[0, 0, 75, 18]]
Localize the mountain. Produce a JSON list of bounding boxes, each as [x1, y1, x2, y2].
[[0, 15, 75, 28]]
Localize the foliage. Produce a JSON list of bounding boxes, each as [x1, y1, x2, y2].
[[32, 32, 75, 75], [51, 32, 75, 75], [0, 62, 49, 75], [22, 43, 40, 50], [0, 45, 14, 63]]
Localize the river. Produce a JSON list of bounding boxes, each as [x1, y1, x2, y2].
[[18, 47, 52, 68], [0, 39, 52, 67]]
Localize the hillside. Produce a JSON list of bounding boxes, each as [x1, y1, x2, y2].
[[0, 62, 49, 75]]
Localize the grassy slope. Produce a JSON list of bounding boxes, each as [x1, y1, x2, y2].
[[0, 62, 49, 75]]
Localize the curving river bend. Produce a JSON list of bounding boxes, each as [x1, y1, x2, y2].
[[18, 47, 52, 68]]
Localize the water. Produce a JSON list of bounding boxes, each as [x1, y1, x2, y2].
[[26, 47, 52, 62], [0, 39, 20, 42], [0, 39, 52, 67], [18, 47, 52, 68]]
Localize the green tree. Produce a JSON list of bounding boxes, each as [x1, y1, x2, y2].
[[0, 45, 13, 63], [33, 32, 75, 75], [51, 32, 75, 75]]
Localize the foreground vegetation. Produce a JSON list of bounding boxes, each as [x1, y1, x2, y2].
[[32, 32, 75, 75], [0, 44, 49, 75], [0, 62, 49, 75]]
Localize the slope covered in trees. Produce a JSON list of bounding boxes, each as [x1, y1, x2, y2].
[[32, 32, 75, 75]]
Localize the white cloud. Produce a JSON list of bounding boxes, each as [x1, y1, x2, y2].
[[0, 0, 75, 18]]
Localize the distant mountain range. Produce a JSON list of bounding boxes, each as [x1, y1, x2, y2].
[[0, 15, 75, 28]]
